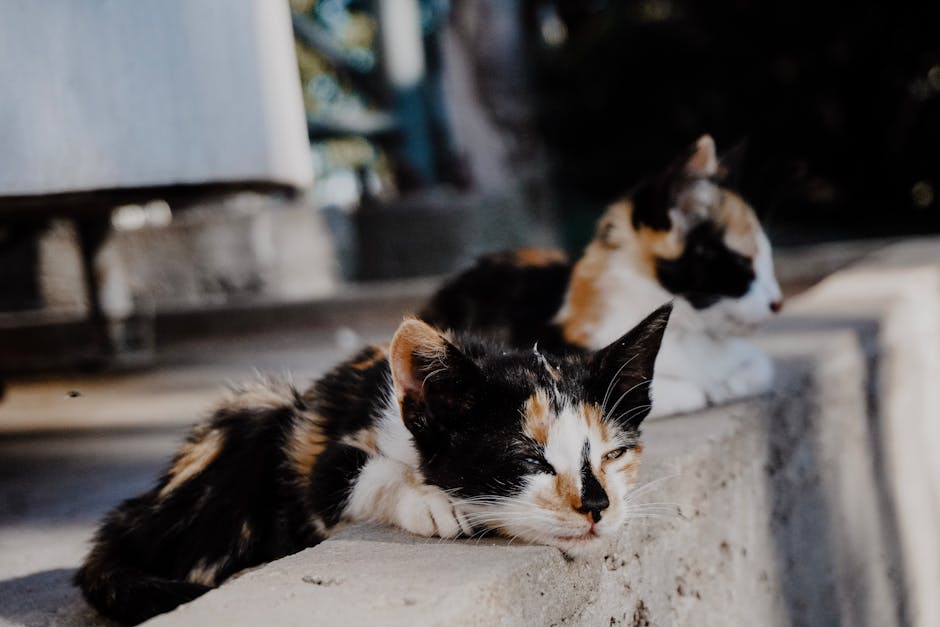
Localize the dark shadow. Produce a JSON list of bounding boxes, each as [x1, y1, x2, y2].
[[764, 353, 842, 626], [763, 315, 910, 626], [0, 568, 112, 627], [862, 332, 913, 626]]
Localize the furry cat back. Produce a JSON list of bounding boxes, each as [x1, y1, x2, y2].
[[77, 306, 671, 624]]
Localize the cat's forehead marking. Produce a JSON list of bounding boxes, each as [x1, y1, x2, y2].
[[581, 403, 609, 441], [522, 388, 554, 444], [714, 189, 759, 258], [523, 390, 614, 453], [545, 400, 612, 462], [535, 402, 618, 513]]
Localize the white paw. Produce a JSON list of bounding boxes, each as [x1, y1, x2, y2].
[[395, 486, 472, 538], [707, 343, 774, 404], [649, 377, 708, 418]]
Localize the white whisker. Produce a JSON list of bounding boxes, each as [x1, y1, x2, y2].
[[602, 354, 640, 412], [605, 379, 652, 422]]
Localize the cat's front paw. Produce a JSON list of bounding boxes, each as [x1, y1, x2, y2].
[[396, 486, 472, 539], [707, 343, 774, 404]]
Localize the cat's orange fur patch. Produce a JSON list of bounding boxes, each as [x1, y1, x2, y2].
[[224, 379, 297, 412], [715, 190, 758, 257], [512, 247, 569, 267], [561, 251, 606, 346], [560, 471, 583, 511], [523, 389, 553, 444], [239, 521, 252, 550], [350, 346, 388, 371], [581, 402, 605, 430], [534, 471, 583, 513], [187, 559, 222, 586], [160, 428, 224, 497], [563, 200, 682, 345], [341, 427, 380, 455], [286, 411, 328, 481]]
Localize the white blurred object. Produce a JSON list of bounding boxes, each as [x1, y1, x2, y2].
[[377, 0, 425, 88], [334, 326, 361, 353], [0, 0, 312, 197]]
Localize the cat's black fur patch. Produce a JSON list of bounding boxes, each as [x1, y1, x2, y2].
[[654, 221, 755, 309], [406, 337, 576, 497], [419, 251, 574, 353], [307, 443, 371, 527], [630, 173, 675, 232], [74, 400, 320, 625], [578, 440, 609, 522]]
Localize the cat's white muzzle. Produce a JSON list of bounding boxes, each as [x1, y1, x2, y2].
[[700, 273, 782, 337]]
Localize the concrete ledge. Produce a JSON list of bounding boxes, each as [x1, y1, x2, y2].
[[141, 238, 940, 626]]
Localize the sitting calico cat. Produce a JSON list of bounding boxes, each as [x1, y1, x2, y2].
[[421, 135, 782, 416], [76, 305, 671, 625]]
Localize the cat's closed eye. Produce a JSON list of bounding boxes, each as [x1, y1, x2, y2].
[[523, 455, 556, 475], [603, 447, 629, 462]]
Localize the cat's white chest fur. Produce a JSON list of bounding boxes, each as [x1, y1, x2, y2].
[[650, 327, 774, 417]]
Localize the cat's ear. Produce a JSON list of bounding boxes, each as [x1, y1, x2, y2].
[[389, 318, 483, 430], [683, 134, 719, 178], [631, 135, 718, 231], [586, 303, 672, 429]]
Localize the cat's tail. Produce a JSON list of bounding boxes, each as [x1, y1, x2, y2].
[[74, 493, 213, 626], [75, 544, 210, 625]]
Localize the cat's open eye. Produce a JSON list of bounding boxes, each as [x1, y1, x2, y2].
[[522, 456, 556, 475], [603, 447, 629, 462]]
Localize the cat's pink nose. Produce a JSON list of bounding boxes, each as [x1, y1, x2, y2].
[[770, 299, 784, 314]]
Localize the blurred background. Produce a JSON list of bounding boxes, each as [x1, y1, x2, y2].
[[1, 2, 940, 624], [2, 0, 940, 374]]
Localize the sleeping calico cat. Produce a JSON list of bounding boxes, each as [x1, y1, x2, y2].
[[76, 305, 671, 625], [421, 135, 782, 416]]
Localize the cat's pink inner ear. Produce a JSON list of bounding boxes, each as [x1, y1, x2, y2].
[[389, 318, 448, 404], [685, 134, 718, 178]]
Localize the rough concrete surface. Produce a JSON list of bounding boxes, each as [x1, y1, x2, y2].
[[1, 239, 938, 626]]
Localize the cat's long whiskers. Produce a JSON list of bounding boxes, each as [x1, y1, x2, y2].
[[611, 403, 652, 425], [626, 505, 682, 516], [621, 513, 679, 521], [624, 498, 680, 507], [602, 354, 640, 413], [604, 379, 652, 423], [623, 473, 681, 501], [460, 512, 557, 526]]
